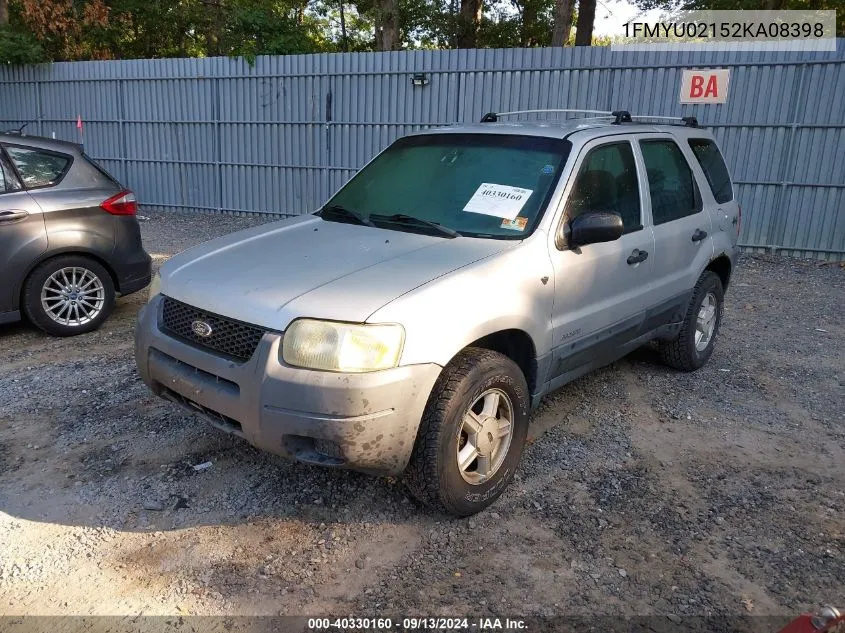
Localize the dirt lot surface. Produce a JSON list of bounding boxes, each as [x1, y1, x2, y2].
[[1, 211, 843, 621]]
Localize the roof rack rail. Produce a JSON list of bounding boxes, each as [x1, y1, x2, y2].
[[479, 109, 699, 127], [480, 109, 614, 123], [625, 114, 699, 128]]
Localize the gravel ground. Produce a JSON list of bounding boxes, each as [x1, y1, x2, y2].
[[0, 210, 842, 621]]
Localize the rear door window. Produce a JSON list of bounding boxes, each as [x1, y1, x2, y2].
[[688, 138, 733, 204], [4, 146, 72, 188], [639, 140, 700, 225]]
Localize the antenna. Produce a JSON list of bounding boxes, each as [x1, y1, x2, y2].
[[4, 121, 33, 135]]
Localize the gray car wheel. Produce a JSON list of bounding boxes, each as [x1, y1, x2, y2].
[[23, 255, 115, 336]]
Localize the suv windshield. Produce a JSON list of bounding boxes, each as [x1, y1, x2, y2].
[[322, 133, 571, 239]]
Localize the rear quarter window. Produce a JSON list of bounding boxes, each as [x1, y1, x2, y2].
[[82, 153, 120, 186], [4, 146, 72, 188], [688, 139, 733, 204]]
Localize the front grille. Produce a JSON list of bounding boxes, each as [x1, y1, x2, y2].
[[160, 296, 267, 362]]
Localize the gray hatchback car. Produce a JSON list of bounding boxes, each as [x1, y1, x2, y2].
[[0, 132, 151, 336], [136, 110, 740, 516]]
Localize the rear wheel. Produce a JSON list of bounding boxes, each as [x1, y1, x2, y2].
[[659, 271, 723, 371], [22, 255, 115, 336], [404, 347, 530, 516]]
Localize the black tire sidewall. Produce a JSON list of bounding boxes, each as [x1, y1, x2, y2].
[[685, 273, 724, 368], [436, 360, 530, 516], [23, 256, 115, 336]]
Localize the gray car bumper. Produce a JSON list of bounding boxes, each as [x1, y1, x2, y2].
[[135, 295, 442, 476]]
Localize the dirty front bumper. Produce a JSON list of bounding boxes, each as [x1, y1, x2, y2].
[[134, 295, 442, 476]]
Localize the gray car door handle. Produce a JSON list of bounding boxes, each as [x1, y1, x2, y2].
[[0, 209, 28, 222], [691, 228, 708, 242], [627, 249, 648, 265]]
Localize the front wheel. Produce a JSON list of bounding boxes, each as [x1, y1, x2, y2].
[[404, 347, 530, 516], [22, 255, 115, 336], [659, 270, 724, 371]]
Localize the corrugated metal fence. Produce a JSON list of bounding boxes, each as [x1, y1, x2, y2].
[[0, 43, 843, 259]]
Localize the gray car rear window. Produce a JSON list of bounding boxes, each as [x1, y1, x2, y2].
[[5, 146, 72, 188]]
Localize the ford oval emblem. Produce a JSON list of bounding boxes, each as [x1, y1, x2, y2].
[[191, 320, 213, 338]]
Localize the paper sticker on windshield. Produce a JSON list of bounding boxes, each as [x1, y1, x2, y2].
[[463, 183, 533, 220], [501, 217, 528, 232]]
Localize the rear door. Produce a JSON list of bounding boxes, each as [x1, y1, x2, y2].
[[633, 134, 713, 324], [0, 149, 47, 316], [547, 136, 655, 381]]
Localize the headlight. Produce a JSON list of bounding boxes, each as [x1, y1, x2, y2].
[[282, 319, 404, 372], [147, 272, 161, 303]]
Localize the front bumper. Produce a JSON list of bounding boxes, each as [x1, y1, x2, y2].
[[134, 295, 442, 476]]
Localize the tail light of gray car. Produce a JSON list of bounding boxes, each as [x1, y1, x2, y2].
[[101, 190, 138, 215]]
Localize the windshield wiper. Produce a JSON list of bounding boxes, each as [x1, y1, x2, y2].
[[319, 204, 375, 227], [371, 213, 460, 239]]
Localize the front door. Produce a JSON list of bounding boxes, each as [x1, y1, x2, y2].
[[0, 150, 47, 317], [547, 137, 655, 382]]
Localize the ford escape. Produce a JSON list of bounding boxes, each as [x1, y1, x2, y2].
[[135, 109, 740, 516]]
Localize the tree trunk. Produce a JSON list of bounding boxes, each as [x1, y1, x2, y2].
[[551, 0, 574, 46], [375, 0, 399, 51], [456, 0, 482, 48], [0, 0, 8, 25], [339, 0, 348, 51], [521, 0, 537, 47], [574, 0, 596, 46]]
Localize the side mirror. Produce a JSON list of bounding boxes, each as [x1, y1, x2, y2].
[[567, 211, 624, 248]]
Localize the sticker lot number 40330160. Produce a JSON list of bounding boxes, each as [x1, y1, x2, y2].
[[463, 183, 533, 220]]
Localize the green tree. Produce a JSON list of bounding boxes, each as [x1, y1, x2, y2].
[[0, 23, 46, 63]]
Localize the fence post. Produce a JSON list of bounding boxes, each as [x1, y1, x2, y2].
[[215, 77, 223, 214], [35, 80, 43, 137], [118, 78, 128, 184]]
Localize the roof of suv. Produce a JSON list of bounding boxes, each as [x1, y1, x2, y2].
[[0, 132, 83, 154]]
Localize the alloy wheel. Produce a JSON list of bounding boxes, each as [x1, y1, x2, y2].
[[40, 267, 106, 327]]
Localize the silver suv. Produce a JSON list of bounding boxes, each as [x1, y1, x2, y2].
[[135, 110, 740, 516]]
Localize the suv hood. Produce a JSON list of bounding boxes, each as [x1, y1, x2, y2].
[[159, 215, 512, 330]]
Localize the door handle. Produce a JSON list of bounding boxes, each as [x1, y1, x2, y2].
[[691, 228, 708, 242], [0, 209, 28, 223], [627, 249, 648, 265]]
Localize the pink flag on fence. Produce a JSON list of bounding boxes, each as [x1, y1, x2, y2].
[[76, 115, 83, 129]]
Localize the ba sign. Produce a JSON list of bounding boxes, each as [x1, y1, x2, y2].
[[679, 69, 730, 104]]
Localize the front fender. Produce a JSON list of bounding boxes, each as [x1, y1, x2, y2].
[[368, 238, 554, 368]]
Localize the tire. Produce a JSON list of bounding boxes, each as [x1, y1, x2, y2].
[[22, 255, 115, 337], [404, 347, 530, 517], [659, 271, 724, 371]]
